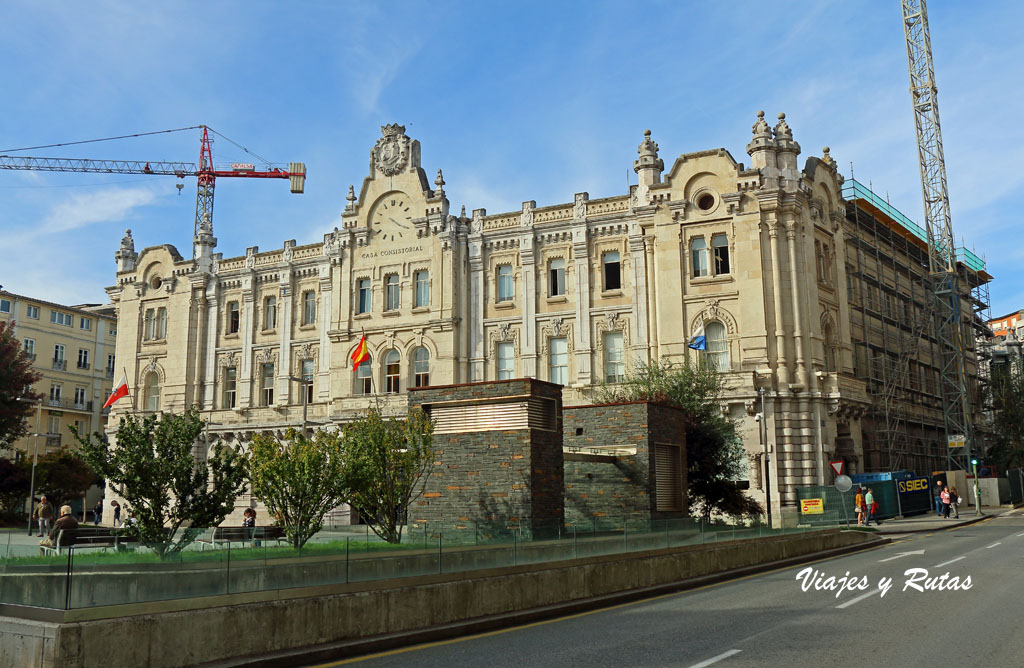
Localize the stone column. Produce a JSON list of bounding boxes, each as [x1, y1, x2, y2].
[[239, 281, 255, 408], [202, 281, 219, 411], [277, 277, 294, 405], [317, 268, 332, 402], [767, 216, 788, 387], [519, 202, 538, 378], [468, 229, 485, 381], [571, 210, 592, 384], [628, 232, 649, 360], [644, 236, 658, 361], [785, 219, 807, 389]]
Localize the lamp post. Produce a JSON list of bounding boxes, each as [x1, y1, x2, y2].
[[758, 385, 772, 529], [288, 375, 312, 437], [17, 397, 42, 536]]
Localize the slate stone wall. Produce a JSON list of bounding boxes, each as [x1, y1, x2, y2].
[[563, 402, 688, 524], [407, 379, 564, 537]]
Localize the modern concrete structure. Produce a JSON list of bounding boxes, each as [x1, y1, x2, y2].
[[106, 116, 989, 524], [0, 290, 116, 459]]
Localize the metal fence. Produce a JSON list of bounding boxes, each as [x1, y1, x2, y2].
[[1008, 468, 1024, 505], [796, 480, 906, 526]]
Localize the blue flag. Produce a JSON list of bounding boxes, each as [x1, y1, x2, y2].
[[688, 323, 707, 351]]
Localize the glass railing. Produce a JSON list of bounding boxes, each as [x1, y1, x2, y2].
[[0, 517, 844, 611]]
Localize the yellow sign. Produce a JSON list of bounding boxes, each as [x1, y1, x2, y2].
[[800, 498, 824, 514], [947, 434, 966, 449]]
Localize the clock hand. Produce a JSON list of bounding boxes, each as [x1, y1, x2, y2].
[[388, 217, 409, 228]]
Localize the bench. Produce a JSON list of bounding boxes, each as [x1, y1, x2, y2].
[[40, 527, 139, 555], [196, 526, 287, 549]]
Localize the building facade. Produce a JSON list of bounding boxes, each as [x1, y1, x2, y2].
[[106, 116, 988, 524], [0, 290, 117, 458]]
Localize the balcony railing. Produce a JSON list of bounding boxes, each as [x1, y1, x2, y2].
[[46, 397, 94, 412], [77, 361, 90, 370], [52, 359, 67, 371], [105, 368, 115, 379]]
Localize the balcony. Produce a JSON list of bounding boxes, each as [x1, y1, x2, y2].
[[46, 397, 94, 412], [106, 368, 115, 379], [52, 359, 67, 371], [77, 361, 90, 370]]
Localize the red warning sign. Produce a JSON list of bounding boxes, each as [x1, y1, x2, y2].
[[829, 460, 844, 477]]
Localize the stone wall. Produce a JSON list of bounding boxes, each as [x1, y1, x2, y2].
[[563, 402, 688, 524], [407, 379, 564, 536]]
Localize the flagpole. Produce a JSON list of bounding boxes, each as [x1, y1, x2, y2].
[[122, 367, 135, 412], [365, 328, 382, 414]]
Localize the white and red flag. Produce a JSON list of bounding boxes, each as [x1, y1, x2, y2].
[[103, 374, 130, 409]]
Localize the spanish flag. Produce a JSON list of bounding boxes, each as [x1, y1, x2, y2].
[[350, 334, 369, 371]]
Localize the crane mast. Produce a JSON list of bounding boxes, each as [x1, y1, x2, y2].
[[901, 0, 972, 469]]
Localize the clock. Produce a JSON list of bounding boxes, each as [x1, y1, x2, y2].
[[370, 193, 414, 242]]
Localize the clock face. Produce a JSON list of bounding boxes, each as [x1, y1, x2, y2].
[[370, 193, 413, 242]]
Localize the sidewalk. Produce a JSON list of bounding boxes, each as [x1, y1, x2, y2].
[[871, 505, 1016, 535]]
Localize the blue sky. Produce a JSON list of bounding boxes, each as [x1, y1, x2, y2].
[[2, 1, 1021, 317]]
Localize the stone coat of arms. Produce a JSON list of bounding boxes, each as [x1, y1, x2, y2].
[[374, 124, 409, 176]]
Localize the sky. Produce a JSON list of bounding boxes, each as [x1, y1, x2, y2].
[[1, 1, 1021, 317]]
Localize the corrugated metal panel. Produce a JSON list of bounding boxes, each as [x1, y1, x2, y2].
[[430, 397, 557, 434], [654, 443, 682, 512]]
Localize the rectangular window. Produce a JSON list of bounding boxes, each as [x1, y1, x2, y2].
[[264, 296, 277, 330], [497, 342, 514, 380], [261, 363, 275, 406], [303, 291, 316, 325], [497, 265, 514, 302], [227, 302, 240, 334], [26, 305, 39, 319], [414, 270, 429, 308], [691, 239, 709, 278], [157, 307, 167, 339], [106, 353, 115, 375], [23, 338, 35, 359], [712, 234, 730, 275], [603, 251, 621, 291], [48, 416, 61, 436], [50, 311, 72, 326], [49, 384, 62, 403], [604, 331, 625, 383], [0, 299, 9, 313], [549, 337, 568, 385], [53, 344, 65, 369], [80, 317, 92, 331], [357, 279, 372, 314], [77, 348, 90, 369], [73, 387, 87, 408], [385, 275, 400, 311], [548, 259, 566, 297], [224, 368, 237, 409], [144, 309, 155, 341], [301, 359, 314, 403]]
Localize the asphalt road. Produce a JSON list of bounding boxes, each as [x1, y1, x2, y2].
[[316, 510, 1024, 668]]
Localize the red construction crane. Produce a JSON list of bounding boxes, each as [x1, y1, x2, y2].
[[0, 125, 306, 258]]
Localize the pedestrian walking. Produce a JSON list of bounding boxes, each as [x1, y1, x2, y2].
[[34, 496, 54, 537], [941, 486, 951, 518], [93, 500, 103, 526], [855, 487, 866, 526], [949, 486, 961, 519], [111, 499, 121, 528], [934, 480, 945, 517], [865, 488, 881, 526]]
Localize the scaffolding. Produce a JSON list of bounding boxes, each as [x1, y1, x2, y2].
[[842, 178, 990, 474]]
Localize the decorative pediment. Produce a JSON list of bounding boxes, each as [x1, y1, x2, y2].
[[488, 321, 520, 356], [540, 318, 574, 353], [255, 348, 278, 365], [595, 311, 630, 349], [690, 300, 738, 335], [218, 351, 240, 369]]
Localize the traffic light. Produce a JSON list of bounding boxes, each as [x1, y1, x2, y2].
[[970, 453, 980, 467]]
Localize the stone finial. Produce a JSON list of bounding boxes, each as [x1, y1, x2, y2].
[[633, 129, 664, 187], [773, 112, 793, 141], [434, 168, 445, 194], [821, 146, 835, 168], [120, 228, 134, 252], [752, 110, 772, 140], [115, 229, 138, 273], [460, 204, 466, 218], [345, 185, 356, 210]]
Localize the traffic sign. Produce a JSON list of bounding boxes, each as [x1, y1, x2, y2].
[[829, 460, 844, 477], [947, 434, 966, 449], [835, 475, 853, 493]]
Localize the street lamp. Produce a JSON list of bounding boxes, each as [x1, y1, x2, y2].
[[288, 375, 312, 437], [970, 453, 982, 516], [16, 396, 44, 536], [753, 371, 772, 529]]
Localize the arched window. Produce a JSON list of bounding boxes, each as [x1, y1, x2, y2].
[[413, 347, 430, 387], [356, 355, 373, 395], [385, 350, 401, 393], [691, 238, 708, 278], [705, 321, 729, 372], [144, 372, 160, 412]]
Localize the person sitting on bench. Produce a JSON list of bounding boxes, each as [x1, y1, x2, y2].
[[39, 505, 79, 550]]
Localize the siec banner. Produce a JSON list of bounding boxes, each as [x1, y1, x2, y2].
[[897, 477, 930, 495]]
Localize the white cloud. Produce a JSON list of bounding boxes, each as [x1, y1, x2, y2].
[[37, 187, 159, 236]]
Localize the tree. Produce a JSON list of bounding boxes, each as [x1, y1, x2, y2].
[[340, 409, 434, 544], [987, 366, 1024, 473], [73, 408, 248, 556], [248, 428, 349, 549], [0, 320, 43, 446], [595, 358, 763, 523], [0, 456, 30, 517], [34, 447, 100, 509]]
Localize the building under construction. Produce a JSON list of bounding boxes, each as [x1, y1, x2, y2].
[[841, 179, 991, 474]]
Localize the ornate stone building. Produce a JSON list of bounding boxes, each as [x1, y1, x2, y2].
[[106, 116, 987, 524]]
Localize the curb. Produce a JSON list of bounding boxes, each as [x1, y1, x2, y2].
[[877, 513, 994, 535], [207, 533, 889, 668]]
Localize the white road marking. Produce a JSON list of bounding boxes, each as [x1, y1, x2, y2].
[[878, 550, 925, 562], [688, 649, 742, 668], [835, 589, 880, 609], [986, 542, 1002, 549], [934, 556, 965, 568], [1016, 532, 1024, 537]]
